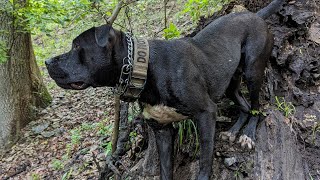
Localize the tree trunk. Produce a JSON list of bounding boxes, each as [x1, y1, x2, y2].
[[0, 0, 51, 151]]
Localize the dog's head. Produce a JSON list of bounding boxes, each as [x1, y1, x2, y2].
[[46, 25, 121, 90]]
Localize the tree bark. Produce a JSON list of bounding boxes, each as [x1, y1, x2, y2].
[[0, 0, 51, 151]]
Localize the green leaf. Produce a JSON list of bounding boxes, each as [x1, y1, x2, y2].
[[163, 22, 181, 40]]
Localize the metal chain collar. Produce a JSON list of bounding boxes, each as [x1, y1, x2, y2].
[[114, 32, 134, 96]]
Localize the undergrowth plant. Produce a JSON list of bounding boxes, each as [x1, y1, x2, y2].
[[70, 128, 82, 145], [0, 41, 8, 64], [175, 119, 199, 158], [51, 159, 64, 170], [61, 168, 73, 180], [182, 0, 230, 22], [57, 117, 114, 177], [275, 96, 295, 117], [31, 173, 41, 180], [312, 122, 320, 144], [250, 109, 267, 117], [163, 22, 181, 39]]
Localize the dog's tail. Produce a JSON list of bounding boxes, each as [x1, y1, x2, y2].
[[256, 0, 285, 19]]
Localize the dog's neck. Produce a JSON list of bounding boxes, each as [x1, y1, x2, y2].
[[112, 31, 151, 101], [113, 31, 129, 72], [105, 30, 129, 89]]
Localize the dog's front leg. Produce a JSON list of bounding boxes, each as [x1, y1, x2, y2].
[[195, 103, 217, 180], [149, 122, 174, 180]]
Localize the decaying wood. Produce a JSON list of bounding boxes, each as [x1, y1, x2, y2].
[[253, 110, 308, 179]]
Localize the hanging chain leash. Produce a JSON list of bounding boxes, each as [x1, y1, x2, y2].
[[114, 32, 150, 101], [114, 32, 134, 95]]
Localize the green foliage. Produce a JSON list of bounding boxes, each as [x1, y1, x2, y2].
[[183, 0, 229, 22], [129, 130, 139, 148], [104, 141, 113, 156], [70, 128, 82, 145], [275, 96, 295, 117], [47, 81, 57, 90], [97, 119, 113, 136], [62, 168, 73, 180], [0, 41, 9, 64], [0, 0, 119, 65], [176, 119, 199, 158], [250, 109, 267, 117], [128, 103, 140, 122], [11, 0, 116, 33], [51, 159, 64, 170], [312, 122, 320, 144], [80, 122, 95, 131], [31, 173, 41, 180], [164, 22, 181, 39], [100, 120, 113, 155], [65, 143, 72, 158]]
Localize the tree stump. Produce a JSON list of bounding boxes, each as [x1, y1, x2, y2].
[[254, 110, 308, 180]]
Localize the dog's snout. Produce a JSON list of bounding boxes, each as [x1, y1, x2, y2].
[[45, 58, 53, 67]]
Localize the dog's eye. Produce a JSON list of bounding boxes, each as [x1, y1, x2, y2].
[[74, 44, 81, 50]]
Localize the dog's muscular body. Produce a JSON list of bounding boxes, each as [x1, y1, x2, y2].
[[46, 1, 284, 179]]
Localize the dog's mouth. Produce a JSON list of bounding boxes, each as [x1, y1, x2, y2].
[[69, 82, 89, 90]]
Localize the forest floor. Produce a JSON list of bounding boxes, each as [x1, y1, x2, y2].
[[1, 0, 320, 180], [0, 69, 116, 179]]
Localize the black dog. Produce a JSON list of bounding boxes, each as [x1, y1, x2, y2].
[[46, 0, 284, 179]]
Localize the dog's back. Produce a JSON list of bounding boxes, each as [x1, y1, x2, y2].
[[182, 0, 284, 100]]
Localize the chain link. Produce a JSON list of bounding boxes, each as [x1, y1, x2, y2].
[[114, 32, 134, 95]]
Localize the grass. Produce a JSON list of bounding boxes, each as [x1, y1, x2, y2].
[[49, 118, 113, 177], [61, 168, 73, 180], [51, 159, 64, 170], [176, 119, 200, 158], [31, 173, 41, 180], [70, 128, 82, 145], [312, 122, 320, 144], [275, 96, 295, 117]]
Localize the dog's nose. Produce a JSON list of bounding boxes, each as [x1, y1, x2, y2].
[[45, 58, 53, 66]]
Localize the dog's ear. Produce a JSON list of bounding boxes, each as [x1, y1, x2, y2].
[[94, 25, 116, 47]]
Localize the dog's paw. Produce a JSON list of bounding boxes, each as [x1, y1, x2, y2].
[[219, 131, 236, 142], [238, 135, 255, 150]]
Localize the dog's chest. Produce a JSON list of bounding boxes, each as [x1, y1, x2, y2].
[[142, 104, 188, 124]]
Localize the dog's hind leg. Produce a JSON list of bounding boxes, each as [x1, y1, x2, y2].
[[237, 68, 263, 149], [238, 54, 268, 149], [237, 30, 273, 149], [219, 73, 250, 143]]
